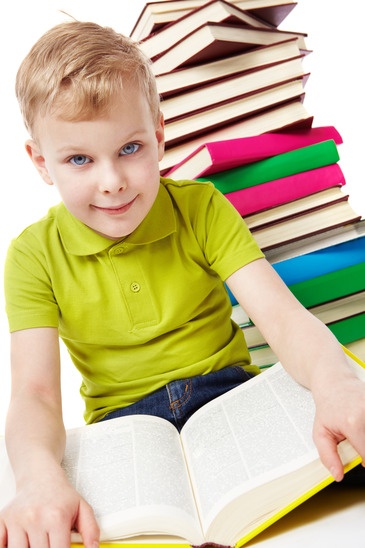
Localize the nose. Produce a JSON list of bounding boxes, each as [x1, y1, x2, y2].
[[98, 162, 126, 194]]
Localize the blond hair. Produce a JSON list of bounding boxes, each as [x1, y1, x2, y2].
[[15, 21, 161, 137]]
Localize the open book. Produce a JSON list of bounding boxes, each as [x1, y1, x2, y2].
[[0, 348, 363, 548]]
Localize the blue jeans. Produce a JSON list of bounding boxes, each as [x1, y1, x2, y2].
[[100, 366, 253, 431]]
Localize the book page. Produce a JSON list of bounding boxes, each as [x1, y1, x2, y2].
[[63, 415, 203, 544], [180, 363, 322, 533]]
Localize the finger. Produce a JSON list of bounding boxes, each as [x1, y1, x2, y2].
[[313, 427, 345, 482], [0, 519, 7, 548], [74, 500, 100, 548], [6, 527, 29, 548]]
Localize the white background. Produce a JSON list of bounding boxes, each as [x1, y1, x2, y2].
[[0, 0, 364, 432]]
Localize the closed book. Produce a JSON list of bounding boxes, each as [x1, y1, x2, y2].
[[346, 339, 365, 362], [150, 21, 308, 75], [166, 125, 342, 179], [288, 261, 365, 308], [157, 39, 304, 99], [161, 56, 306, 122], [225, 163, 345, 217], [252, 197, 361, 251], [164, 79, 306, 147], [139, 0, 274, 60], [273, 235, 365, 285], [328, 313, 365, 346], [241, 292, 365, 348], [244, 186, 349, 231], [248, 343, 277, 368], [159, 100, 313, 174], [131, 0, 297, 41], [197, 139, 340, 193], [233, 291, 365, 330], [265, 218, 365, 264]]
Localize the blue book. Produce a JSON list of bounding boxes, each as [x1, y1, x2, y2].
[[227, 236, 365, 306], [273, 236, 365, 285]]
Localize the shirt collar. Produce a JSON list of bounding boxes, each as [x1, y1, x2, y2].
[[56, 180, 176, 256]]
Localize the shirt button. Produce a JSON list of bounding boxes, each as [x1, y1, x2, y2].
[[114, 247, 124, 255], [130, 282, 141, 293]]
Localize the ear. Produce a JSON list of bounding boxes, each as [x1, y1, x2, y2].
[[156, 112, 165, 162], [25, 139, 54, 186]]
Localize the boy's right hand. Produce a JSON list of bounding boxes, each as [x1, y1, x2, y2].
[[0, 473, 100, 548]]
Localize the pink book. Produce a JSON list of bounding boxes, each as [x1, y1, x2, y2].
[[225, 163, 346, 217], [166, 126, 343, 179]]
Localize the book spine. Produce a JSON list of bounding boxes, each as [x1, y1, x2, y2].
[[288, 262, 365, 308], [224, 163, 345, 216], [197, 139, 340, 193], [196, 126, 343, 176], [273, 236, 365, 285], [328, 313, 365, 345]]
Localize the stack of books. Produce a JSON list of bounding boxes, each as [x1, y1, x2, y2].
[[167, 127, 365, 368], [133, 0, 312, 174], [129, 0, 365, 366]]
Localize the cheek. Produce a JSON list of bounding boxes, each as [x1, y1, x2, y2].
[[54, 180, 90, 209]]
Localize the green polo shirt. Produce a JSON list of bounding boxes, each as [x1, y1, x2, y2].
[[4, 178, 264, 423]]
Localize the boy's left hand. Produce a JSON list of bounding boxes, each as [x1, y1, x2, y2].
[[312, 373, 365, 481]]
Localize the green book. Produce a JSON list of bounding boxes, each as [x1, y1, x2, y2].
[[197, 139, 340, 194], [288, 262, 365, 308], [328, 313, 365, 345]]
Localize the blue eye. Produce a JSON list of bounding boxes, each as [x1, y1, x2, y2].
[[70, 155, 90, 166], [120, 143, 140, 156]]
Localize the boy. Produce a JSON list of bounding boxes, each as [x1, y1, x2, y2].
[[1, 20, 364, 548]]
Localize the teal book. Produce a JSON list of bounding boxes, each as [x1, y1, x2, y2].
[[197, 139, 340, 194]]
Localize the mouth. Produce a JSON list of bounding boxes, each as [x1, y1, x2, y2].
[[92, 197, 137, 215]]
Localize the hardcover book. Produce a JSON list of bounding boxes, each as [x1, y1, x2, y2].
[[150, 21, 308, 75], [1, 350, 363, 547], [130, 0, 297, 41], [159, 100, 313, 174], [197, 139, 340, 193], [166, 125, 342, 179]]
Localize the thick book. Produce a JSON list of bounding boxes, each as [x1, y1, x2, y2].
[[166, 125, 342, 179], [157, 39, 305, 99], [0, 349, 363, 547], [288, 261, 365, 309], [131, 0, 297, 41], [264, 218, 365, 264], [346, 339, 365, 362], [225, 163, 345, 217], [232, 291, 365, 330], [139, 0, 275, 60], [272, 235, 365, 285], [150, 21, 308, 75], [164, 79, 306, 147], [159, 100, 313, 174], [329, 313, 365, 347], [228, 247, 365, 307], [251, 197, 361, 251], [242, 298, 365, 348], [244, 186, 348, 229], [161, 56, 306, 122], [196, 139, 340, 193]]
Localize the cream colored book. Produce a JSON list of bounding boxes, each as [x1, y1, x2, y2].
[[0, 348, 363, 547]]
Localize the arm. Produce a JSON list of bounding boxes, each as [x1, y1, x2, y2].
[[0, 327, 99, 548], [226, 258, 365, 480]]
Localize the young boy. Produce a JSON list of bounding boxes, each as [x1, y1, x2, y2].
[[1, 20, 364, 548]]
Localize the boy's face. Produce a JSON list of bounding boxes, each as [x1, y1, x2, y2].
[[26, 85, 165, 240]]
